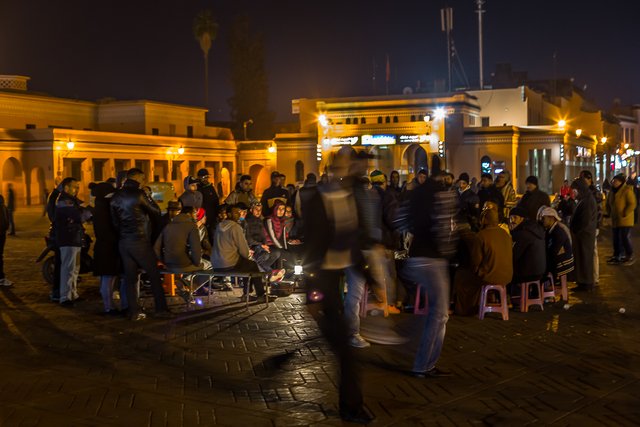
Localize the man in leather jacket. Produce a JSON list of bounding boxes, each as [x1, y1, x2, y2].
[[110, 168, 170, 320]]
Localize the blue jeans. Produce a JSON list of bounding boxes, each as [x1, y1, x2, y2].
[[612, 227, 633, 259], [344, 266, 367, 337], [403, 257, 450, 373], [59, 246, 81, 303]]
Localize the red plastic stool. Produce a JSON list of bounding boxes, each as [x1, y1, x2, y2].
[[478, 284, 509, 320], [414, 285, 429, 315], [514, 280, 544, 312]]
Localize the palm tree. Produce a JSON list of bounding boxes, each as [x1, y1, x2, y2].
[[193, 10, 219, 108]]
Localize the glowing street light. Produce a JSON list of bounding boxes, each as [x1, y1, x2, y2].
[[177, 146, 185, 155], [434, 107, 446, 120], [624, 143, 630, 149], [66, 140, 75, 150], [601, 136, 608, 144], [318, 114, 329, 127], [557, 119, 566, 129], [423, 115, 431, 122], [575, 128, 582, 137]]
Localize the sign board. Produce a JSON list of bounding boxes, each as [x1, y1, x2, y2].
[[323, 136, 358, 146], [362, 134, 396, 146]]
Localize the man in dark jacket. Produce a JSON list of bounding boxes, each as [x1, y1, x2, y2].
[[196, 168, 220, 245], [179, 176, 203, 209], [55, 178, 89, 306], [457, 172, 480, 230], [579, 170, 603, 283], [46, 183, 64, 301], [405, 167, 458, 378], [260, 171, 290, 215], [516, 175, 551, 221], [569, 177, 597, 291], [110, 168, 169, 320], [508, 206, 546, 299], [477, 173, 505, 216]]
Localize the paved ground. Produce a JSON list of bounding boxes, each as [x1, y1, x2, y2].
[[0, 208, 639, 426]]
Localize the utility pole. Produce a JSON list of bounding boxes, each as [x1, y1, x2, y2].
[[476, 0, 485, 89], [441, 7, 453, 92]]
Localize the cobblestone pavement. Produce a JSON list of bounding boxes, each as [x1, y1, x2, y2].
[[0, 209, 639, 426]]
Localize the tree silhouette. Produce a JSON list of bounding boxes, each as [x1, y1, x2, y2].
[[193, 9, 219, 108]]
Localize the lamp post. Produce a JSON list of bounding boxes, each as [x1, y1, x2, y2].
[[243, 119, 254, 140], [56, 139, 76, 179]]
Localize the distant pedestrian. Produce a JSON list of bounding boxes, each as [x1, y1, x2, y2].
[[6, 183, 16, 236], [605, 174, 637, 265], [0, 195, 12, 286], [570, 177, 597, 291]]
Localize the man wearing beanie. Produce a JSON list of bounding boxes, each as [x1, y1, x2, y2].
[[516, 175, 551, 221], [456, 172, 480, 230], [605, 173, 637, 265], [196, 168, 220, 245], [179, 176, 203, 209]]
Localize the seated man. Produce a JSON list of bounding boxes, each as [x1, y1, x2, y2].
[[454, 208, 513, 315], [539, 207, 574, 284], [508, 206, 547, 301], [211, 204, 278, 301], [245, 201, 282, 275], [154, 206, 209, 303]]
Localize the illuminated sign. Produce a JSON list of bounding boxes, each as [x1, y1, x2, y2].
[[576, 146, 592, 158], [362, 134, 396, 145], [399, 134, 429, 144], [323, 136, 358, 146]]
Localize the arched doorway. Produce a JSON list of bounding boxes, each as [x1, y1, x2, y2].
[[295, 160, 305, 183], [249, 164, 270, 196], [30, 167, 46, 205], [220, 167, 231, 198], [2, 157, 24, 206], [402, 144, 429, 175]]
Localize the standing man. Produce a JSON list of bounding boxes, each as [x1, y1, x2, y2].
[[605, 174, 637, 265], [54, 178, 89, 306], [196, 168, 220, 245], [6, 183, 16, 236], [224, 174, 258, 206], [405, 169, 458, 378], [516, 176, 551, 221], [570, 177, 597, 291], [110, 168, 170, 321], [579, 170, 603, 284], [0, 195, 12, 286], [260, 171, 290, 215]]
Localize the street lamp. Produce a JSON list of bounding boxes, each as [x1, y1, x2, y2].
[[557, 119, 566, 129], [601, 136, 608, 144], [575, 129, 582, 137], [243, 119, 254, 140]]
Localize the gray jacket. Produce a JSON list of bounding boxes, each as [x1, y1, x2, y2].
[[210, 219, 251, 269], [154, 214, 201, 271]]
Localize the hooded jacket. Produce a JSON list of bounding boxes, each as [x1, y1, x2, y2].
[[179, 177, 203, 209], [224, 183, 258, 206], [607, 182, 637, 228], [154, 213, 202, 271], [210, 219, 251, 269], [54, 191, 87, 247], [264, 202, 289, 249], [511, 218, 546, 282]]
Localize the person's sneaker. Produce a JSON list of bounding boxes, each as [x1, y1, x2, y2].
[[607, 256, 622, 264], [387, 305, 401, 315], [269, 269, 286, 282], [348, 333, 371, 348], [130, 312, 146, 321], [0, 278, 13, 287], [622, 256, 635, 266], [222, 282, 234, 291]]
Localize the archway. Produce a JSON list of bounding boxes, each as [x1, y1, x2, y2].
[[402, 144, 428, 175], [30, 167, 46, 205], [295, 160, 305, 183], [2, 157, 24, 206], [220, 167, 231, 198], [249, 164, 270, 196]]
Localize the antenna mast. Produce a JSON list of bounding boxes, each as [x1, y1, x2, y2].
[[441, 7, 453, 92], [476, 0, 485, 89]]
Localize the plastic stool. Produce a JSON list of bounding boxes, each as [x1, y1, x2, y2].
[[478, 284, 509, 320], [547, 273, 568, 302], [514, 280, 544, 312], [541, 273, 557, 302], [414, 285, 429, 315]]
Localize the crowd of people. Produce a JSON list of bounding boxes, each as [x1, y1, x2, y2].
[[2, 149, 638, 423]]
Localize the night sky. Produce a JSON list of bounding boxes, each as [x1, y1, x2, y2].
[[1, 0, 638, 124]]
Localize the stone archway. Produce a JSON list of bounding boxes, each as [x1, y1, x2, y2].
[[249, 164, 270, 197], [2, 157, 24, 206], [402, 144, 429, 175], [29, 166, 46, 205]]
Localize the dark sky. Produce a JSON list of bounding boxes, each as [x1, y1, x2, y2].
[[1, 0, 638, 124]]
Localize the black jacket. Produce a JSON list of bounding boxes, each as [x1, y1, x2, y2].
[[260, 186, 290, 214], [570, 179, 597, 236], [478, 185, 504, 212], [197, 182, 220, 225], [457, 187, 480, 229], [54, 191, 86, 247], [91, 182, 120, 276], [511, 219, 546, 283], [110, 179, 161, 242], [245, 213, 266, 247]]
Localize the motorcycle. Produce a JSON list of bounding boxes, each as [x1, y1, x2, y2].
[[36, 234, 94, 285]]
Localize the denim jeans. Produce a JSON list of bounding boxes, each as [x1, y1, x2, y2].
[[59, 246, 81, 303], [403, 257, 450, 373], [612, 227, 633, 259], [344, 266, 367, 337]]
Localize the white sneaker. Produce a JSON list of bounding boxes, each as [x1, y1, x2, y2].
[[0, 278, 13, 287], [348, 333, 371, 348], [269, 269, 286, 282]]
